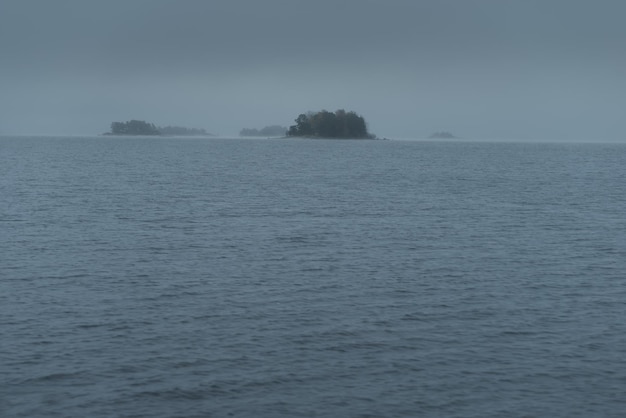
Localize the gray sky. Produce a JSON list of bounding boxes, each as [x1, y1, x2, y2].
[[1, 0, 625, 139]]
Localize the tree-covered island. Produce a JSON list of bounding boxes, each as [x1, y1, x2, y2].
[[159, 126, 213, 136], [287, 110, 375, 139], [104, 120, 213, 136], [107, 120, 160, 135]]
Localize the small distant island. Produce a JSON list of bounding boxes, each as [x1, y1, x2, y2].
[[429, 131, 457, 139], [104, 120, 214, 136], [159, 125, 214, 136], [287, 109, 375, 139], [240, 125, 288, 137]]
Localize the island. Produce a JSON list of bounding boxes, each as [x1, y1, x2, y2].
[[286, 109, 375, 139], [104, 120, 214, 136], [159, 126, 214, 136], [240, 125, 288, 137], [428, 131, 457, 139]]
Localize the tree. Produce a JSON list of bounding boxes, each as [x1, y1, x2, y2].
[[311, 110, 338, 137], [344, 111, 367, 138], [288, 113, 314, 137]]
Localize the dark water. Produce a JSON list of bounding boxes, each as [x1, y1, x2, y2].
[[2, 136, 626, 417]]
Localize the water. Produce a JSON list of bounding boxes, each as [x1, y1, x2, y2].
[[2, 136, 626, 417]]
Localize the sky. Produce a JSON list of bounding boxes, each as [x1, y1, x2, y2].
[[1, 0, 625, 139]]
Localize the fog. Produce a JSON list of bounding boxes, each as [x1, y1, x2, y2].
[[1, 0, 625, 139]]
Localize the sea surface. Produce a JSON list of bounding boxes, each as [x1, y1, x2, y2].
[[2, 136, 626, 417]]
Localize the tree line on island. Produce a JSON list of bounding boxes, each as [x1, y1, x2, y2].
[[287, 109, 374, 139], [105, 110, 458, 140], [105, 120, 213, 136], [105, 110, 375, 139]]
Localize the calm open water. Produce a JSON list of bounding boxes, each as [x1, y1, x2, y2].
[[2, 136, 626, 417]]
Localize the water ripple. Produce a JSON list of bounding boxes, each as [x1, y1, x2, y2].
[[2, 137, 626, 417]]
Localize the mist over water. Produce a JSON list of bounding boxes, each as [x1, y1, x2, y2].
[[3, 136, 626, 417]]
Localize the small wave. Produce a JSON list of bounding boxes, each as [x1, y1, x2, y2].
[[76, 323, 107, 329], [134, 387, 211, 401], [21, 371, 87, 384]]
